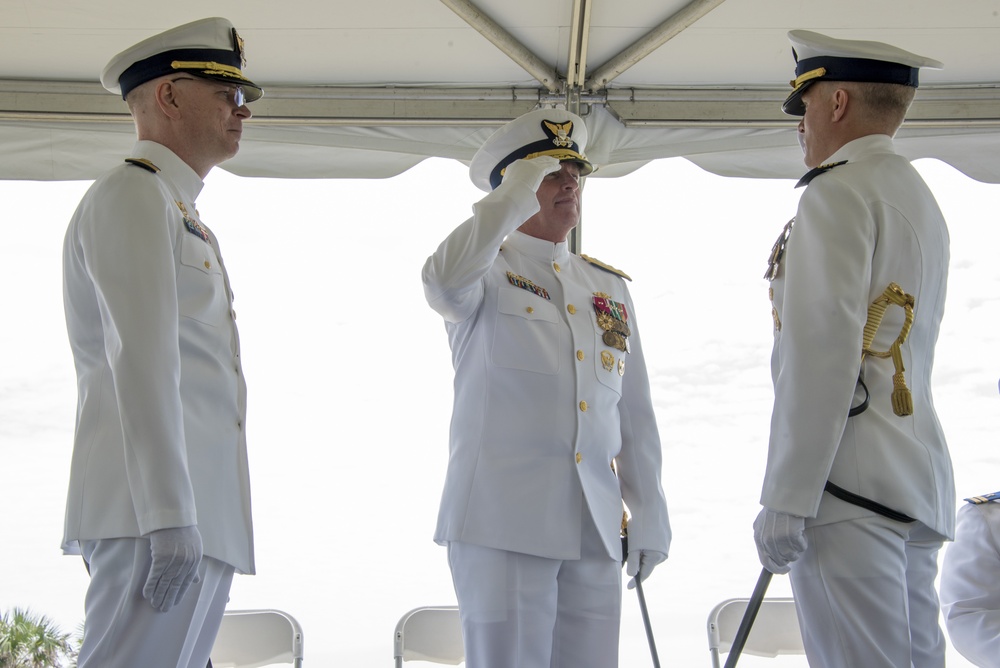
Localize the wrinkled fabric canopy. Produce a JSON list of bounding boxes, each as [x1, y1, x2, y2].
[[2, 0, 999, 182]]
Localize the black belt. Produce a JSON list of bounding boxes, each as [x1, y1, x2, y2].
[[824, 481, 915, 523], [847, 376, 869, 417], [833, 374, 915, 523]]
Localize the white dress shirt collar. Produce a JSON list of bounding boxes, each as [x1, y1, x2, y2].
[[826, 134, 896, 166], [131, 140, 206, 202], [503, 230, 572, 263]]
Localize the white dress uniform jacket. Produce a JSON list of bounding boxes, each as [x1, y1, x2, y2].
[[941, 499, 1000, 668], [63, 140, 254, 575], [762, 134, 954, 536], [422, 175, 671, 562]]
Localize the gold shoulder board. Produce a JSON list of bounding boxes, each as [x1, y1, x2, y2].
[[580, 254, 632, 281], [966, 492, 1000, 505]]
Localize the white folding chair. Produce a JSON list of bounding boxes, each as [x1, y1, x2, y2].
[[707, 597, 804, 667], [393, 605, 464, 666], [211, 608, 304, 668]]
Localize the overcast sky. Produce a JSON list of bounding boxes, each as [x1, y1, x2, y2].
[[2, 155, 998, 666]]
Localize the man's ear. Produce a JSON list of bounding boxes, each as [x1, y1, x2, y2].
[[831, 87, 850, 123], [153, 79, 183, 119]]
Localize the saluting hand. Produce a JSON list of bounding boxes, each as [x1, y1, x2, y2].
[[500, 156, 562, 192]]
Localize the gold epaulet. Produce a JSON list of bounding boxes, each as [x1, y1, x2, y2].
[[580, 254, 632, 281], [125, 158, 160, 173]]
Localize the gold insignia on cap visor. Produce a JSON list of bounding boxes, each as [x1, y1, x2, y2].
[[498, 148, 590, 179]]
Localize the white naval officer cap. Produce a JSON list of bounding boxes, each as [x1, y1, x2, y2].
[[101, 17, 263, 103], [469, 107, 594, 192], [782, 29, 942, 116]]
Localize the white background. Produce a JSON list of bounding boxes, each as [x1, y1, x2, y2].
[[2, 154, 998, 666]]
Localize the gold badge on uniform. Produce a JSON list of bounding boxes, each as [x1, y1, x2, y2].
[[543, 120, 575, 149], [618, 358, 625, 376], [593, 293, 631, 353], [601, 350, 615, 372]]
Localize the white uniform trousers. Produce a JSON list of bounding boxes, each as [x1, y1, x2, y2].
[[447, 509, 622, 668], [78, 538, 235, 668], [789, 515, 946, 668]]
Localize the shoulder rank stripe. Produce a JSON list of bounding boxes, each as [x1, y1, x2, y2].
[[506, 271, 550, 300], [580, 254, 632, 281], [795, 160, 847, 188], [125, 158, 160, 173], [965, 491, 1000, 504]]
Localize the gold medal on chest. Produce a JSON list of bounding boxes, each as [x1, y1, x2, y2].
[[764, 217, 795, 281], [593, 293, 631, 353]]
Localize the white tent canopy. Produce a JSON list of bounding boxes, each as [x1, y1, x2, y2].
[[2, 0, 999, 182]]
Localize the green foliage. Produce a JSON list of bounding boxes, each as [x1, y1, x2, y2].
[[0, 608, 77, 668]]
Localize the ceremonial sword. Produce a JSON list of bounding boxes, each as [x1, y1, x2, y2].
[[634, 572, 661, 668], [623, 529, 661, 668], [723, 567, 773, 668]]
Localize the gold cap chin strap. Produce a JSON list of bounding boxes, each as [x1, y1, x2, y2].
[[790, 66, 827, 90], [171, 60, 246, 79], [861, 283, 915, 417]]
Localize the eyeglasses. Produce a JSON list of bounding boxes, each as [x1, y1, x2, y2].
[[169, 77, 246, 107]]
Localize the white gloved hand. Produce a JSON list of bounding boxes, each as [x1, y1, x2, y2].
[[500, 156, 562, 192], [626, 549, 667, 590], [143, 525, 203, 612], [753, 508, 807, 575]]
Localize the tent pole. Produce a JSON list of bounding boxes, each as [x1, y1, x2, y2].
[[586, 0, 729, 89], [439, 0, 562, 92]]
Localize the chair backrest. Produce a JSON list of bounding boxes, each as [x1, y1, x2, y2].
[[211, 608, 304, 668], [393, 605, 464, 667], [707, 597, 804, 667]]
